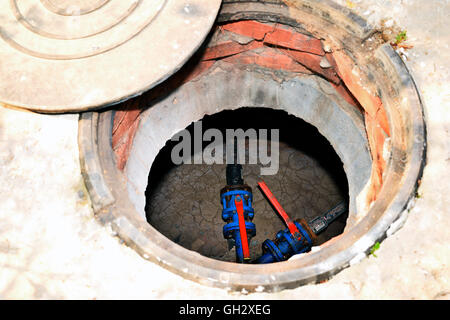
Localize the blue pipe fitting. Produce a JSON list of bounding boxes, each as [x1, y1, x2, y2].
[[221, 189, 256, 263], [254, 220, 315, 264]]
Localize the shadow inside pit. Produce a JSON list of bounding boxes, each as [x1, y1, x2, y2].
[[145, 107, 349, 262]]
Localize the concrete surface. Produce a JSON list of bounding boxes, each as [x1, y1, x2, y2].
[[0, 0, 449, 299]]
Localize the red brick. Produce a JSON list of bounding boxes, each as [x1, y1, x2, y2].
[[113, 118, 140, 170], [331, 82, 362, 110], [112, 97, 142, 170], [221, 20, 275, 40], [366, 165, 383, 204], [263, 27, 324, 55], [366, 114, 387, 168], [327, 53, 364, 111], [332, 50, 390, 136], [202, 40, 264, 61], [364, 112, 389, 203], [281, 49, 340, 84], [182, 60, 216, 83], [222, 47, 313, 74], [112, 102, 140, 147], [375, 106, 390, 137], [325, 52, 339, 70]]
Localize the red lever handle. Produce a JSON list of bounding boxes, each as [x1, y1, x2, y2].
[[235, 196, 250, 260], [258, 181, 302, 240]]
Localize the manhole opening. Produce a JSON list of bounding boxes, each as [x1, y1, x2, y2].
[[145, 107, 349, 262], [78, 0, 425, 291]]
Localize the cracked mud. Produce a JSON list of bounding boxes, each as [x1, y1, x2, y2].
[[145, 109, 348, 262]]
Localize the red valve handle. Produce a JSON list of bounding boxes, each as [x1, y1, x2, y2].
[[257, 181, 302, 240], [235, 196, 250, 260]]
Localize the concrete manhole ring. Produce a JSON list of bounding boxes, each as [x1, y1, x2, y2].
[[0, 0, 222, 112], [78, 0, 426, 292]]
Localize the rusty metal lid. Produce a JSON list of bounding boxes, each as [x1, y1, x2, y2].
[[0, 0, 222, 112]]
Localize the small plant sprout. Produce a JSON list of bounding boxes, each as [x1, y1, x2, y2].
[[370, 242, 381, 257], [391, 30, 413, 50], [395, 30, 407, 45]]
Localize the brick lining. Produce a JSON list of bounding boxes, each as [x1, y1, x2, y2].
[[112, 20, 391, 206]]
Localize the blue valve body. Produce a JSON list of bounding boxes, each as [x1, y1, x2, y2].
[[221, 189, 256, 263], [255, 220, 314, 264]]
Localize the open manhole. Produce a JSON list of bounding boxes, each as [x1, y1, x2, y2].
[[79, 0, 425, 292], [145, 107, 350, 262]]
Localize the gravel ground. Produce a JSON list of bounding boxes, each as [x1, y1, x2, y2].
[[0, 0, 449, 299]]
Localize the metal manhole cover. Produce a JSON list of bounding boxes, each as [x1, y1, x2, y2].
[[0, 0, 222, 112]]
